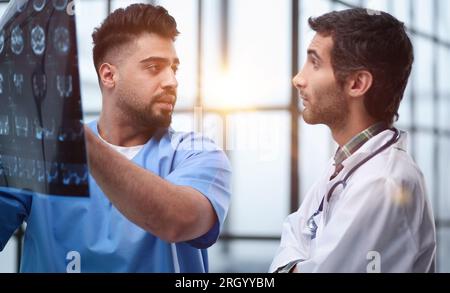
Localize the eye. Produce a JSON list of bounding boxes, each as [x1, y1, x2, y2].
[[147, 64, 161, 73], [307, 56, 319, 69], [172, 65, 179, 74], [311, 59, 320, 70]]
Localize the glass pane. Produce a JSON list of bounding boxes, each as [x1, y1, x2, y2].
[[438, 137, 450, 221], [209, 240, 280, 273], [412, 0, 433, 35], [437, 0, 450, 43], [0, 237, 17, 273], [299, 0, 332, 65], [331, 1, 351, 10], [201, 0, 223, 108], [156, 0, 198, 109], [438, 97, 450, 131], [342, 0, 362, 7], [75, 0, 107, 114], [225, 112, 290, 236], [397, 83, 412, 127], [438, 46, 450, 130], [204, 0, 291, 108], [412, 37, 434, 128], [362, 0, 389, 13], [299, 121, 333, 201], [438, 46, 450, 94], [111, 0, 147, 10], [414, 132, 436, 213], [438, 228, 450, 273], [391, 0, 410, 27], [203, 113, 225, 150], [171, 112, 195, 133], [172, 112, 224, 147]]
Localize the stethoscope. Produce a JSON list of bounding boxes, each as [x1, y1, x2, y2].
[[307, 128, 402, 240]]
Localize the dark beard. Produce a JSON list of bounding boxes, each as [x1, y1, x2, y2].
[[302, 86, 348, 128], [139, 104, 172, 128], [118, 89, 176, 130]]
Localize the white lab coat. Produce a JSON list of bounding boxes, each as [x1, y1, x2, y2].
[[270, 130, 436, 273]]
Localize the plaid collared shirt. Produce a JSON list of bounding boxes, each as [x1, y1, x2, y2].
[[333, 122, 388, 170]]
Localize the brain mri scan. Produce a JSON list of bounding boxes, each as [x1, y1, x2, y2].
[[0, 0, 89, 197], [31, 25, 46, 55], [33, 0, 47, 12], [52, 0, 68, 11], [53, 26, 70, 55], [11, 26, 24, 55]]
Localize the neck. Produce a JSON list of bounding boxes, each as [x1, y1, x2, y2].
[[331, 114, 378, 147], [98, 101, 155, 147]]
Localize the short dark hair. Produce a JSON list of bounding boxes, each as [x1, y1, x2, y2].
[[92, 4, 179, 76], [308, 8, 414, 125]]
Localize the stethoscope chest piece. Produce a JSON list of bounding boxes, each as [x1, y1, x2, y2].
[[307, 211, 320, 240]]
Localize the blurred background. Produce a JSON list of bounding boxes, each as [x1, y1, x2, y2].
[[0, 0, 449, 273]]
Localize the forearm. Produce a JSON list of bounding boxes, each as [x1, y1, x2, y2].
[[84, 128, 215, 242], [270, 211, 311, 272]]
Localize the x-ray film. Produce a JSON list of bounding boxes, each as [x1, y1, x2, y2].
[[0, 0, 89, 197]]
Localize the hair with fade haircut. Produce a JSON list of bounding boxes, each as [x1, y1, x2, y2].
[[308, 8, 414, 125], [92, 4, 179, 77]]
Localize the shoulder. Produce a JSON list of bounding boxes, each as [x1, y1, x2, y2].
[[352, 149, 430, 224], [342, 132, 429, 211], [158, 129, 230, 168], [168, 129, 220, 149], [355, 131, 425, 193], [162, 128, 224, 153], [376, 145, 425, 191]]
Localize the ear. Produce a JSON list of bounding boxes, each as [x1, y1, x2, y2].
[[346, 70, 373, 98], [98, 63, 117, 89]]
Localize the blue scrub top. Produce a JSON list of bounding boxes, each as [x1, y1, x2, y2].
[[0, 121, 232, 272]]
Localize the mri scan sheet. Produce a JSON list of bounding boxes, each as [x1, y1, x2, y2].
[[0, 0, 89, 197]]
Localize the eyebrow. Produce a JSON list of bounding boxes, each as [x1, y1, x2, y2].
[[139, 56, 180, 65], [307, 49, 322, 62]]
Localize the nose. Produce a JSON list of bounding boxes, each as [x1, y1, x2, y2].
[[161, 68, 178, 90], [292, 70, 306, 89]]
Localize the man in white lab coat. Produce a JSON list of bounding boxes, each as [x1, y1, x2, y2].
[[270, 8, 436, 273]]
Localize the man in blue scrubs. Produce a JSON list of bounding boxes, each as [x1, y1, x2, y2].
[[0, 4, 231, 272]]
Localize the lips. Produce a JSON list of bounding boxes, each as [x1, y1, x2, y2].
[[298, 92, 309, 102], [298, 92, 309, 109], [155, 95, 176, 112], [156, 95, 176, 104]]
